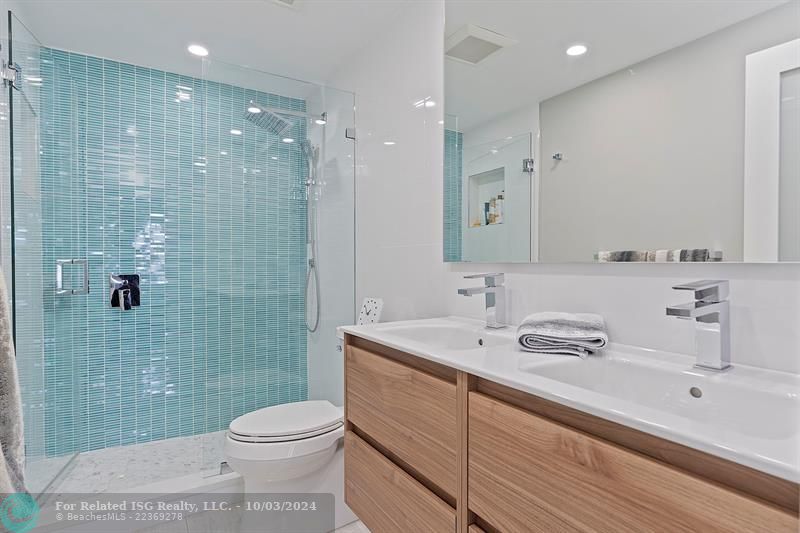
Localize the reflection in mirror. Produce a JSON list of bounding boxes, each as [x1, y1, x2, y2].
[[444, 0, 800, 263], [461, 133, 532, 262]]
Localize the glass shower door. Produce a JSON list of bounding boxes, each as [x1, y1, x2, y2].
[[8, 12, 83, 494]]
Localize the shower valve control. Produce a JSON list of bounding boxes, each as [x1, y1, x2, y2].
[[109, 274, 141, 311]]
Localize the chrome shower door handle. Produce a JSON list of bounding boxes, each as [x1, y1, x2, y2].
[[56, 259, 89, 296]]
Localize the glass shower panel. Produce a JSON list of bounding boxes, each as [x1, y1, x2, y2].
[[198, 59, 355, 474], [0, 9, 11, 294], [8, 12, 81, 494], [304, 83, 355, 407]]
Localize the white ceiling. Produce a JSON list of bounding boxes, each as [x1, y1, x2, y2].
[[12, 0, 406, 91], [445, 0, 790, 131]]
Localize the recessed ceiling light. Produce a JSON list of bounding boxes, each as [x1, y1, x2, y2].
[[247, 106, 261, 114], [187, 44, 209, 57], [282, 138, 295, 143], [383, 141, 396, 146], [566, 44, 588, 56], [230, 129, 242, 136]]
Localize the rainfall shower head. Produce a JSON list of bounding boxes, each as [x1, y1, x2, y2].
[[244, 102, 294, 136]]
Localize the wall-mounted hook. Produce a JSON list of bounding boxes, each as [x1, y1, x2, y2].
[[552, 152, 564, 161]]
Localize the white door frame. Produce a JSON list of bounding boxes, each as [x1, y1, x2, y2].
[[743, 39, 800, 261]]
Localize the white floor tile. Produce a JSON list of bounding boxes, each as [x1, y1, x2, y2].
[[47, 431, 227, 494]]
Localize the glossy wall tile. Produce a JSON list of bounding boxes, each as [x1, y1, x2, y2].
[[28, 48, 309, 455], [443, 129, 462, 262]]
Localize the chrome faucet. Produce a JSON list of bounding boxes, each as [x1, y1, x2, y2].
[[666, 280, 731, 371], [458, 273, 507, 329]]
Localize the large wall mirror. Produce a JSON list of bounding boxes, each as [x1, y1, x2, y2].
[[444, 0, 800, 263]]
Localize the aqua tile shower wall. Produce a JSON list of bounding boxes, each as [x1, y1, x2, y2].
[[38, 49, 308, 455], [444, 129, 463, 262]]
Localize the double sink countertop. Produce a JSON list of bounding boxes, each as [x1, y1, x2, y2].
[[340, 316, 800, 483]]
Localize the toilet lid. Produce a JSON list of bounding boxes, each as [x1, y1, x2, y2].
[[228, 400, 343, 439]]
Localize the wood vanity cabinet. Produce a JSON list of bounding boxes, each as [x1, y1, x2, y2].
[[468, 392, 796, 532], [344, 431, 457, 532], [343, 335, 799, 533], [345, 341, 458, 496]]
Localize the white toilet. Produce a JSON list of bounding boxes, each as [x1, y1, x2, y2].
[[224, 400, 357, 529]]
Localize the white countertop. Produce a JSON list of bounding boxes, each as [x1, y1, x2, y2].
[[340, 316, 800, 483]]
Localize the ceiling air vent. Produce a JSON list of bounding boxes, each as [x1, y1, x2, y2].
[[445, 24, 516, 65]]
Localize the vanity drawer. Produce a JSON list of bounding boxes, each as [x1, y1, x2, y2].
[[345, 431, 457, 533], [346, 345, 458, 496], [468, 392, 796, 533]]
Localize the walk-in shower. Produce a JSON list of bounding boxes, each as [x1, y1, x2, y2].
[[244, 102, 325, 333], [1, 10, 355, 496]]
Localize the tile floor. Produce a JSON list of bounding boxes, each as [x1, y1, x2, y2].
[[46, 431, 227, 494], [36, 431, 369, 532], [333, 520, 370, 533], [138, 509, 368, 533]]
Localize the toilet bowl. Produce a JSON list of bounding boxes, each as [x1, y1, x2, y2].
[[224, 400, 356, 529]]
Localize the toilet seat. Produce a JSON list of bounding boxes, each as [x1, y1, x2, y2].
[[228, 421, 343, 443], [227, 400, 343, 444]]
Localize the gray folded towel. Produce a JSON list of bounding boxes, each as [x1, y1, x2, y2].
[[645, 249, 711, 262], [517, 312, 608, 358], [596, 250, 648, 262]]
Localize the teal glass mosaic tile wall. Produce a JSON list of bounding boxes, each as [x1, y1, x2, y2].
[[37, 48, 308, 455], [444, 129, 463, 262]]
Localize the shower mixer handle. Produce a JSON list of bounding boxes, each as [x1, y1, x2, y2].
[[109, 274, 128, 291], [109, 274, 141, 311]]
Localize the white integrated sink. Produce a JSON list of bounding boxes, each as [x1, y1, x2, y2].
[[520, 352, 798, 441], [363, 317, 515, 351], [340, 316, 800, 482]]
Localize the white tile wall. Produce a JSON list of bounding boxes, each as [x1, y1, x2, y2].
[[327, 0, 447, 324], [445, 263, 800, 374]]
